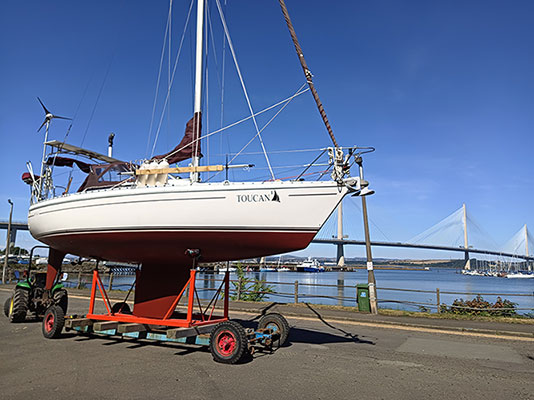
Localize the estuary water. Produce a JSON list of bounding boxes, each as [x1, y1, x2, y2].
[[100, 268, 534, 314]]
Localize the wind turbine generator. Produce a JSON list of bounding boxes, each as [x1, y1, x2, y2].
[[36, 97, 72, 199]]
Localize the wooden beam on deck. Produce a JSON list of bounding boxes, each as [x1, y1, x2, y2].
[[135, 165, 224, 175]]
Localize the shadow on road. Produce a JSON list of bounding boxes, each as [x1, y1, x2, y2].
[[69, 331, 260, 364], [241, 303, 375, 346]]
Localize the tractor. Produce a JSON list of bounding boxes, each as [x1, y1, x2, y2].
[[3, 246, 68, 322]]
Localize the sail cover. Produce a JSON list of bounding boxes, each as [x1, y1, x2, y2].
[[153, 114, 202, 164], [46, 156, 92, 173]]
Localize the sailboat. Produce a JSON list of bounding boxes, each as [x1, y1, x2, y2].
[[25, 0, 373, 317]]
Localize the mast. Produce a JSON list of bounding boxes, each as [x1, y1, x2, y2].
[[191, 0, 205, 182]]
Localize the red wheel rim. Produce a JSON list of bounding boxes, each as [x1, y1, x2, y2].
[[216, 330, 237, 356], [45, 313, 54, 332]]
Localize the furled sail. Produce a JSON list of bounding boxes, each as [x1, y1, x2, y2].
[[154, 114, 202, 164]]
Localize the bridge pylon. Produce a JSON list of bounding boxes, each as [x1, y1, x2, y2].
[[336, 202, 345, 267], [463, 203, 470, 270]]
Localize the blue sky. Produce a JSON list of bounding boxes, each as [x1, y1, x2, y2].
[[1, 0, 533, 259]]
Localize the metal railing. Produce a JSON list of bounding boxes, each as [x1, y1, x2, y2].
[[4, 270, 533, 314]]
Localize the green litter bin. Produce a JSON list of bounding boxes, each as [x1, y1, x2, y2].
[[357, 284, 370, 312]]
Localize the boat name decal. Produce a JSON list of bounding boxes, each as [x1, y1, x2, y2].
[[237, 191, 280, 203]]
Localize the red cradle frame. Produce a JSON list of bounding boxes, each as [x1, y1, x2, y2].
[[85, 269, 230, 328]]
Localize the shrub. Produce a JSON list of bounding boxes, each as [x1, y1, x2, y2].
[[440, 295, 517, 317], [230, 264, 274, 302]]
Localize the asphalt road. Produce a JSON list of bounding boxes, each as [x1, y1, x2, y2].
[[1, 292, 533, 400]]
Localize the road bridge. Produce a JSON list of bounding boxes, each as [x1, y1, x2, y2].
[[0, 220, 29, 245], [312, 238, 534, 261]]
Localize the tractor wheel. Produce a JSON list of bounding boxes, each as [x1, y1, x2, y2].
[[209, 320, 248, 364], [53, 289, 68, 314], [42, 305, 65, 339], [4, 296, 12, 317], [258, 312, 290, 347], [111, 302, 131, 314], [9, 287, 29, 323]]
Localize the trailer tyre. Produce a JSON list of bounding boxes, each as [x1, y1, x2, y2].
[[210, 321, 248, 364], [111, 302, 131, 314], [4, 296, 12, 317], [258, 312, 290, 347], [9, 287, 29, 323], [42, 305, 65, 339], [53, 289, 68, 315]]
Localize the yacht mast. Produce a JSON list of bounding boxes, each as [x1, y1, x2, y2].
[[191, 0, 205, 182]]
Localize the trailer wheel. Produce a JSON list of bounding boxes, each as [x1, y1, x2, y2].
[[111, 302, 131, 314], [4, 296, 12, 317], [9, 287, 29, 323], [42, 305, 65, 339], [210, 321, 248, 364], [258, 313, 290, 347], [53, 289, 68, 315]]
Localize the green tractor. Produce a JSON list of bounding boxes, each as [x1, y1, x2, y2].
[[4, 246, 68, 323]]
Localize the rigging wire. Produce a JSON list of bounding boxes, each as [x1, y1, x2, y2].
[[167, 0, 173, 150], [150, 0, 195, 158], [50, 74, 96, 183], [227, 82, 308, 166], [210, 147, 325, 157], [220, 0, 228, 156], [205, 1, 210, 178], [214, 0, 275, 180], [80, 53, 115, 148], [79, 0, 129, 149], [146, 0, 173, 158], [159, 85, 309, 162]]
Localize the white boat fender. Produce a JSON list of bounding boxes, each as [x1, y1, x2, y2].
[[156, 160, 169, 186]]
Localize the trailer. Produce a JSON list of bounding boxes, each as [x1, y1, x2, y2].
[[41, 259, 289, 364]]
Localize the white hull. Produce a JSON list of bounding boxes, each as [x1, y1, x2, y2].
[[29, 179, 353, 263]]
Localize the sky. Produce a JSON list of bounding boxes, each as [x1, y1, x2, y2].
[[0, 0, 533, 259]]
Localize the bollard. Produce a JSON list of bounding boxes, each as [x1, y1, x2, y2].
[[108, 272, 114, 291], [294, 281, 299, 304], [77, 271, 82, 289], [436, 288, 441, 313]]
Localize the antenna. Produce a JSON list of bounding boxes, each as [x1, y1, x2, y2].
[[37, 97, 72, 132]]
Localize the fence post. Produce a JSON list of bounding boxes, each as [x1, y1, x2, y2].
[[436, 288, 441, 313], [77, 271, 82, 289], [108, 272, 114, 291], [237, 277, 242, 300], [294, 281, 299, 304]]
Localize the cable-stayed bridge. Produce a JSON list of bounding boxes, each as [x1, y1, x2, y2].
[[312, 204, 534, 262]]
